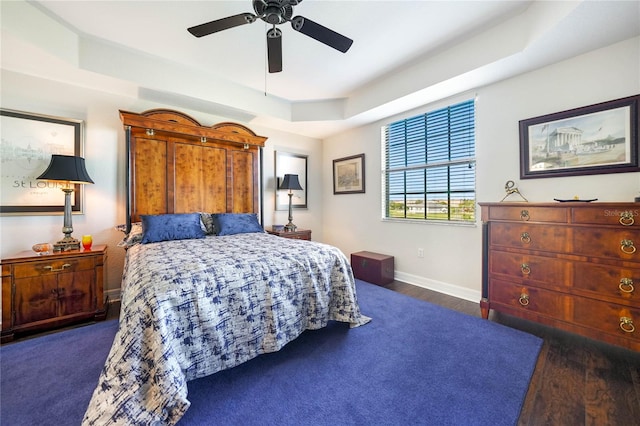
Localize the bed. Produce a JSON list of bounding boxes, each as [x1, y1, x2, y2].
[[82, 110, 370, 425]]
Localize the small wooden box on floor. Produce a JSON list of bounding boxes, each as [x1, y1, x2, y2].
[[351, 251, 394, 286]]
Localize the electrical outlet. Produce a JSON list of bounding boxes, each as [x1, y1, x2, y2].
[[417, 248, 424, 258]]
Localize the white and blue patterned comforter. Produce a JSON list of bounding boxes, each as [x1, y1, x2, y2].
[[83, 233, 370, 425]]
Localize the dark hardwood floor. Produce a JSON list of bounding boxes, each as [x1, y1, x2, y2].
[[385, 280, 640, 426]]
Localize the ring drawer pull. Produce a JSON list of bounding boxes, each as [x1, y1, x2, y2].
[[521, 263, 531, 275], [43, 263, 71, 272], [520, 232, 531, 244], [518, 293, 530, 306], [619, 278, 635, 293], [619, 211, 634, 226], [621, 239, 636, 254], [520, 210, 530, 221], [620, 317, 635, 333]]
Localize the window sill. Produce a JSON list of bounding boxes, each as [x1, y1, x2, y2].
[[381, 217, 477, 228]]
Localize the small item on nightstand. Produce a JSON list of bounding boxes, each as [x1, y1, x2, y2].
[[635, 194, 640, 202], [32, 243, 53, 255], [82, 235, 93, 250], [272, 225, 284, 232]]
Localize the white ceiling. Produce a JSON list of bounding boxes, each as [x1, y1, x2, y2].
[[3, 1, 640, 139]]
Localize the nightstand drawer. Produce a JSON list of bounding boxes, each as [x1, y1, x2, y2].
[[267, 229, 311, 240], [14, 258, 95, 278]]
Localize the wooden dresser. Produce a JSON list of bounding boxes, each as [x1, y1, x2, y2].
[[480, 202, 639, 351], [1, 245, 107, 343]]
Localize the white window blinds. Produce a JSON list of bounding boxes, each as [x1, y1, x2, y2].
[[382, 99, 476, 222]]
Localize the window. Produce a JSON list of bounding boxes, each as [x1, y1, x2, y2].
[[382, 99, 476, 223]]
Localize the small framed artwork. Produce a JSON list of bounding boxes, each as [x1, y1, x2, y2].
[[519, 94, 639, 179], [0, 109, 85, 215], [333, 153, 365, 194], [275, 151, 308, 210]]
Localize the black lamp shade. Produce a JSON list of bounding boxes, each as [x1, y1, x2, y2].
[[279, 174, 303, 190], [37, 155, 94, 184]]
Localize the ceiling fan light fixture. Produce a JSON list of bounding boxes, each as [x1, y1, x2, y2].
[[188, 0, 352, 71]]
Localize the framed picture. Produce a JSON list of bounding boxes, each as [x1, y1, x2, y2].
[[275, 151, 307, 210], [520, 94, 639, 179], [333, 154, 365, 194], [0, 109, 85, 215]]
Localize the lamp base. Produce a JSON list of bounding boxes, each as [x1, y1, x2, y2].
[[284, 223, 297, 232], [53, 236, 80, 252]]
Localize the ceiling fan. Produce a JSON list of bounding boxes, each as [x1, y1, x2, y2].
[[187, 0, 353, 73]]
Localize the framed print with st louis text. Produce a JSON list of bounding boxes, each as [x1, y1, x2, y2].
[[0, 109, 85, 215]]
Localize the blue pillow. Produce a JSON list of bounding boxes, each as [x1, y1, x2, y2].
[[212, 213, 264, 236], [141, 213, 206, 244]]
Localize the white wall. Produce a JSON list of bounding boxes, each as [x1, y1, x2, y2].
[[2, 33, 639, 304], [322, 36, 640, 302], [0, 70, 323, 300]]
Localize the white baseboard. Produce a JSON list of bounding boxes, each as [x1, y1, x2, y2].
[[105, 288, 122, 303], [393, 271, 482, 303]]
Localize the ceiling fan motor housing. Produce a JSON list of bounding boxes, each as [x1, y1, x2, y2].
[[253, 0, 298, 25]]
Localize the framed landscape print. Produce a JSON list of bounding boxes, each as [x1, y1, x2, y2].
[[333, 154, 365, 194], [519, 95, 639, 179], [0, 109, 85, 215]]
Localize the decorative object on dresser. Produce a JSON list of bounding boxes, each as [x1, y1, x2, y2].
[[351, 251, 394, 286], [480, 202, 639, 351], [267, 228, 311, 241], [279, 173, 303, 231], [37, 155, 95, 251], [500, 180, 528, 202], [519, 94, 639, 179], [0, 244, 107, 343], [333, 153, 365, 194]]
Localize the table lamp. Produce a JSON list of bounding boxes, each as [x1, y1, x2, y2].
[[37, 154, 94, 252], [279, 174, 303, 231]]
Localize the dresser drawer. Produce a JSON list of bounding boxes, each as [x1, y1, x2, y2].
[[573, 262, 639, 303], [572, 228, 640, 260], [572, 206, 640, 227], [489, 279, 569, 319], [484, 206, 568, 223], [13, 258, 95, 279], [572, 298, 640, 343], [489, 222, 570, 253], [489, 250, 569, 287]]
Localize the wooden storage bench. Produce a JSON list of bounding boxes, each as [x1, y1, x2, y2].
[[351, 251, 394, 286]]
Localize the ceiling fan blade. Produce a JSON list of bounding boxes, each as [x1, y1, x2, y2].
[[267, 27, 283, 73], [188, 13, 256, 38], [291, 16, 353, 53]]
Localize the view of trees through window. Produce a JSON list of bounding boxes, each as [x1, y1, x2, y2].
[[382, 99, 476, 223]]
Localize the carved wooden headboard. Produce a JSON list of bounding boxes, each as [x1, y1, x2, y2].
[[120, 109, 267, 229]]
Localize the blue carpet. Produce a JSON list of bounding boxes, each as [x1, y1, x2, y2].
[[1, 281, 542, 425]]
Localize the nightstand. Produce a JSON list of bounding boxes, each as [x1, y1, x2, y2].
[[267, 229, 312, 241], [1, 245, 107, 343]]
